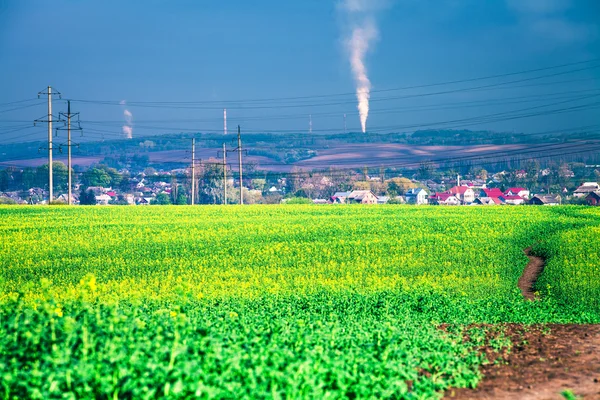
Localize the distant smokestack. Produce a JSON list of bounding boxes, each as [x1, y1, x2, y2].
[[309, 114, 313, 134], [224, 108, 228, 135], [344, 113, 347, 133]]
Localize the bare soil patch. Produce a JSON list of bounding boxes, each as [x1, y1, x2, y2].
[[518, 247, 545, 300], [446, 324, 600, 399]]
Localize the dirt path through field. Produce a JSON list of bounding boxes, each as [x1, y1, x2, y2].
[[446, 324, 600, 399], [518, 247, 545, 300], [446, 248, 600, 399]]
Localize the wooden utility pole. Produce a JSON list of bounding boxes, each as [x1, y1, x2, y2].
[[191, 138, 196, 205], [67, 101, 72, 204], [223, 142, 227, 205], [58, 101, 81, 205], [237, 126, 243, 205], [47, 87, 53, 202], [34, 87, 61, 204]]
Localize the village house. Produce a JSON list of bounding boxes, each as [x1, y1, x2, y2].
[[480, 188, 504, 199], [136, 197, 154, 205], [95, 193, 113, 205], [499, 195, 525, 205], [529, 194, 561, 206], [504, 187, 530, 199], [429, 193, 460, 206], [448, 186, 475, 204], [377, 196, 389, 204], [56, 193, 79, 204], [473, 197, 502, 206], [573, 182, 600, 198], [330, 191, 351, 204], [347, 190, 378, 204], [405, 188, 428, 205], [586, 192, 600, 206]]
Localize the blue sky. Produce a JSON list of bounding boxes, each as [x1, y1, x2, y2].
[[0, 0, 598, 142]]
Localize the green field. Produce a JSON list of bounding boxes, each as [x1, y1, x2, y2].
[[1, 205, 599, 399]]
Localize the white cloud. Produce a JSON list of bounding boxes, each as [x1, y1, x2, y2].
[[506, 0, 571, 14], [506, 0, 596, 44], [338, 0, 391, 13], [531, 18, 596, 43]]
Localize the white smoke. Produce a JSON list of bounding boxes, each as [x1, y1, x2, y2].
[[340, 0, 385, 133], [348, 20, 377, 133], [120, 100, 133, 139]]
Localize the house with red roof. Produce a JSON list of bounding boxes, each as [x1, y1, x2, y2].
[[499, 195, 525, 205], [586, 192, 600, 206], [480, 188, 504, 198], [429, 192, 460, 205], [474, 197, 502, 205], [504, 187, 530, 199], [447, 186, 475, 204]]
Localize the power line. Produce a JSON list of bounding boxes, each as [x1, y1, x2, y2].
[[68, 58, 599, 105]]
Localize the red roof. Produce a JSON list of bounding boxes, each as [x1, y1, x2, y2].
[[448, 186, 471, 195], [431, 192, 455, 201], [106, 191, 117, 197], [481, 188, 503, 198]]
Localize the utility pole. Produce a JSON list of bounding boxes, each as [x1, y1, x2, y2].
[[223, 109, 228, 135], [237, 126, 243, 205], [34, 86, 61, 203], [221, 127, 246, 205], [191, 138, 196, 205], [223, 142, 227, 205], [309, 114, 312, 134], [58, 100, 82, 205]]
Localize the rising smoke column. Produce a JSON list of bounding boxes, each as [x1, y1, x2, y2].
[[120, 100, 133, 139], [348, 20, 377, 133], [341, 0, 382, 133]]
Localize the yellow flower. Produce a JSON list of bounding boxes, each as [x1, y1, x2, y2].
[[170, 311, 177, 318], [228, 311, 238, 319], [54, 307, 63, 317]]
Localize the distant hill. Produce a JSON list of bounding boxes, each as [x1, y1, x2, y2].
[[1, 129, 598, 173]]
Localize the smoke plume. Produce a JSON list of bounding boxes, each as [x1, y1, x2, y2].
[[120, 100, 133, 139], [348, 20, 377, 133], [340, 0, 384, 133]]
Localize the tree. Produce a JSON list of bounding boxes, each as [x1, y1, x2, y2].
[[0, 170, 8, 191], [352, 181, 371, 191], [285, 197, 312, 204], [416, 162, 436, 180], [36, 162, 69, 191], [79, 188, 96, 205], [386, 177, 416, 196], [104, 166, 122, 186], [0, 197, 17, 205], [21, 168, 36, 190], [82, 168, 111, 187], [175, 192, 187, 205], [152, 193, 171, 205]]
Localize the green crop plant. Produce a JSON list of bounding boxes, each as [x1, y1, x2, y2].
[[0, 205, 599, 398]]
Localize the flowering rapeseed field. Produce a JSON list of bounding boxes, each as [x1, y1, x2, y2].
[[0, 205, 598, 399]]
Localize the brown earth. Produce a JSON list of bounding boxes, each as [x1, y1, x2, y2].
[[518, 247, 545, 301], [446, 324, 600, 400], [446, 249, 599, 399]]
